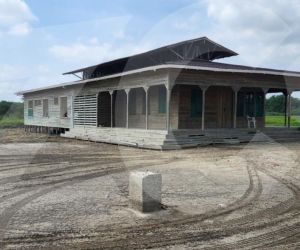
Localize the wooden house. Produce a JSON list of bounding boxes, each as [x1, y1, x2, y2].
[[17, 37, 300, 149]]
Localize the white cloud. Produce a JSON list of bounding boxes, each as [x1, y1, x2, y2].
[[0, 64, 63, 101], [0, 0, 36, 36], [49, 39, 152, 66], [201, 0, 300, 69]]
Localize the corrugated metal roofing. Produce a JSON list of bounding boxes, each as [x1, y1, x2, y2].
[[63, 37, 238, 79]]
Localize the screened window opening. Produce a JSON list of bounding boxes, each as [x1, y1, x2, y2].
[[245, 92, 255, 117], [237, 92, 245, 117], [34, 100, 41, 106], [255, 92, 264, 117], [129, 90, 137, 115], [54, 97, 59, 105], [158, 86, 166, 114], [60, 97, 68, 118], [190, 88, 202, 117], [43, 99, 49, 117], [28, 100, 33, 117]]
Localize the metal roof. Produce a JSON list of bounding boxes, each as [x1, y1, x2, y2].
[[63, 37, 238, 79]]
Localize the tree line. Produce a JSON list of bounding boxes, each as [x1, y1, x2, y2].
[[0, 101, 24, 119], [266, 95, 300, 116]]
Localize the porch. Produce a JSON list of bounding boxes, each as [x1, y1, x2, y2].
[[62, 127, 300, 150], [67, 70, 300, 149], [73, 83, 295, 131]]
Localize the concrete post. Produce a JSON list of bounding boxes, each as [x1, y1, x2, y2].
[[129, 171, 162, 213]]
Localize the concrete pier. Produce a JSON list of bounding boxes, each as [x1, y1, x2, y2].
[[129, 171, 162, 213]]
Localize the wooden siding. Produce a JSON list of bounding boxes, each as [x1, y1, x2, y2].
[[23, 88, 75, 129]]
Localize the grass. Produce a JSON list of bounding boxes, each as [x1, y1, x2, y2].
[[0, 117, 24, 128], [266, 115, 300, 127]]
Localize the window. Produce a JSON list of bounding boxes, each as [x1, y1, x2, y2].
[[158, 86, 166, 113], [43, 99, 49, 117], [54, 97, 59, 105], [245, 92, 255, 117], [190, 88, 202, 117], [28, 100, 33, 117], [60, 97, 68, 118], [129, 90, 137, 115], [34, 100, 41, 106], [255, 92, 264, 117], [237, 92, 245, 117]]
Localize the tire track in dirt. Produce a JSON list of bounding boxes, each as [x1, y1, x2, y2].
[[198, 161, 300, 249], [61, 161, 300, 249], [0, 156, 175, 249], [0, 164, 264, 249]]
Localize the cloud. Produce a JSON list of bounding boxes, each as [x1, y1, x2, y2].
[[201, 0, 300, 69], [0, 64, 63, 101], [49, 38, 152, 66], [0, 0, 37, 36]]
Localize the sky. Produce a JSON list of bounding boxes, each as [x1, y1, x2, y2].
[[1, 0, 300, 101]]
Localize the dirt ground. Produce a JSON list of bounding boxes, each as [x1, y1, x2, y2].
[[0, 129, 300, 249]]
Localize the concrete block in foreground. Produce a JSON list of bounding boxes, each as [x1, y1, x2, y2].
[[129, 171, 162, 213]]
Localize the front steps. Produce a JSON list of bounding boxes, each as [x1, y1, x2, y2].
[[61, 127, 300, 150]]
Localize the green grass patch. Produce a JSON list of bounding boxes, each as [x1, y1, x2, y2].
[[0, 117, 24, 128], [266, 115, 300, 127]]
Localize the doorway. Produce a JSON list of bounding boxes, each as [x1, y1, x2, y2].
[[205, 86, 233, 128]]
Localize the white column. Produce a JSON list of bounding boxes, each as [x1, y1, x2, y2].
[[125, 89, 130, 129], [200, 87, 207, 131], [109, 91, 114, 128], [234, 90, 238, 129], [287, 91, 292, 128], [232, 87, 240, 129], [70, 93, 75, 128], [166, 86, 171, 132], [262, 88, 269, 128], [284, 92, 288, 127], [144, 87, 149, 130]]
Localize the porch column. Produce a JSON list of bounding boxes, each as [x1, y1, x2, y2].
[[166, 86, 171, 132], [287, 91, 293, 128], [125, 89, 130, 129], [200, 86, 208, 131], [144, 87, 149, 130], [262, 88, 269, 128], [232, 87, 240, 129], [109, 90, 114, 128], [284, 92, 288, 127]]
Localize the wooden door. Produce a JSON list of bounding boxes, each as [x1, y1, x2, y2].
[[219, 87, 233, 128], [205, 86, 233, 129]]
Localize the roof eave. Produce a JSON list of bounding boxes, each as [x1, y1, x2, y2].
[[17, 64, 300, 95]]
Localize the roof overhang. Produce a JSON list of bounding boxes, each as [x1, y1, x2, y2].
[[16, 64, 300, 95]]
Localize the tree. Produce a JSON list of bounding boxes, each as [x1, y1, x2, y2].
[[266, 95, 300, 115]]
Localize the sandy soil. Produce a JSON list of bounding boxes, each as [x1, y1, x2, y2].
[[0, 129, 300, 249]]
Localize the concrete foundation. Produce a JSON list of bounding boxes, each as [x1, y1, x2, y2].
[[129, 171, 162, 213]]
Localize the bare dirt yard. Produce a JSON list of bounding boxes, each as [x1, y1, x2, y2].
[[0, 129, 300, 249]]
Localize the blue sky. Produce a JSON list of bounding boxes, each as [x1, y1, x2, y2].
[[1, 0, 300, 101]]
